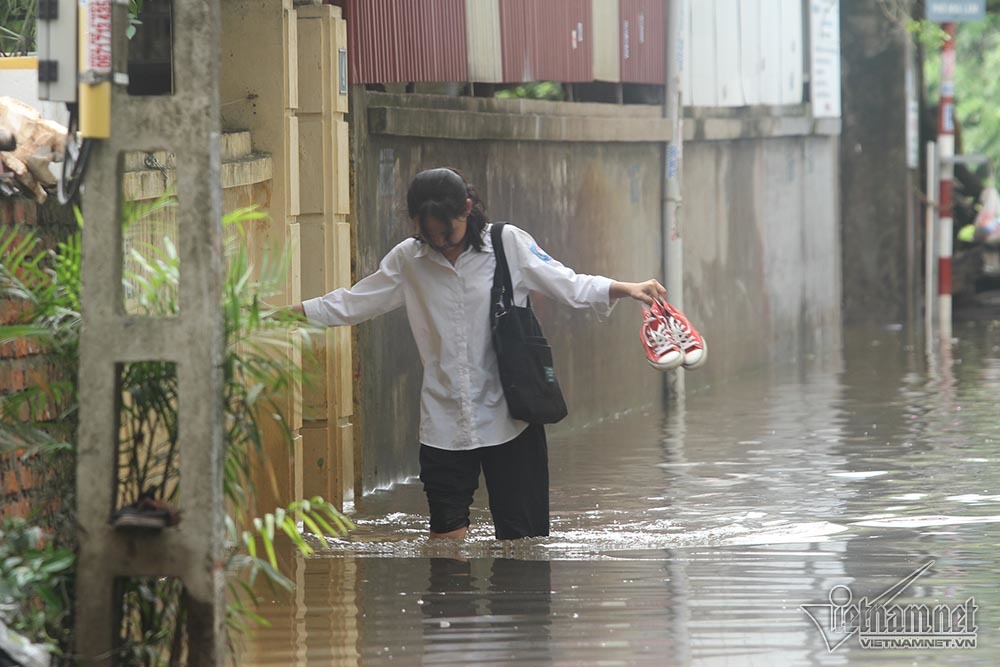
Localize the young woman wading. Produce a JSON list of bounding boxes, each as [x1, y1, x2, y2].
[[290, 168, 666, 540]]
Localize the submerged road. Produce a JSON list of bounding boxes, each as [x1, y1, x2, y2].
[[236, 320, 1000, 666]]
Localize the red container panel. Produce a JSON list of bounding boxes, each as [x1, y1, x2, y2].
[[619, 0, 665, 84], [340, 0, 468, 84], [499, 0, 593, 83]]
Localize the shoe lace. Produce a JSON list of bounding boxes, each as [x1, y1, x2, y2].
[[667, 314, 693, 348], [644, 315, 677, 354]]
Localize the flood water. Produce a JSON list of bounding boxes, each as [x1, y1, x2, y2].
[[235, 320, 1000, 666]]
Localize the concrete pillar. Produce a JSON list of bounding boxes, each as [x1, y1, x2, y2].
[[74, 0, 226, 662], [221, 0, 355, 513], [839, 2, 915, 325], [294, 5, 355, 510], [221, 0, 302, 514]]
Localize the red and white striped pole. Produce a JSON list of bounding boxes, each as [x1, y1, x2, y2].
[[937, 22, 957, 336]]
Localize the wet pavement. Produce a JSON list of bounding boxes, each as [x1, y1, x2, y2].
[[235, 320, 1000, 666]]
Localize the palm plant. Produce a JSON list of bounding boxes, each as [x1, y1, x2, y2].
[[0, 195, 352, 664], [0, 0, 36, 56]]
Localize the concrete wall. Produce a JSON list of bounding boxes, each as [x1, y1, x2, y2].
[[682, 135, 842, 389], [349, 92, 841, 493]]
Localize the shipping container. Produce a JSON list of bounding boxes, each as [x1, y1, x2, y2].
[[591, 0, 620, 82], [499, 0, 593, 83], [339, 0, 468, 83], [689, 0, 717, 105], [715, 0, 744, 105], [739, 0, 762, 105], [619, 0, 665, 85], [682, 0, 692, 105], [681, 0, 802, 108], [758, 0, 783, 104], [778, 0, 803, 105], [466, 0, 503, 83]]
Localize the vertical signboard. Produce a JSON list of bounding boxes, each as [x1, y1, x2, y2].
[[809, 0, 841, 118]]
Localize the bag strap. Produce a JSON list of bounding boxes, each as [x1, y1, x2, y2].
[[491, 222, 515, 310]]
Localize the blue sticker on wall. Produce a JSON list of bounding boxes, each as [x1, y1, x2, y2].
[[530, 243, 552, 262]]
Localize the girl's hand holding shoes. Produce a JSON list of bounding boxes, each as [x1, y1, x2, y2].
[[610, 279, 668, 306]]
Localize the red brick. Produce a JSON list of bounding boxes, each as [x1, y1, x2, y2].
[[19, 466, 32, 489], [0, 300, 16, 325], [1, 498, 31, 520], [2, 468, 20, 496], [10, 367, 24, 391], [2, 200, 29, 225]]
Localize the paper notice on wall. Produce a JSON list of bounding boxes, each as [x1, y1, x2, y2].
[[810, 0, 841, 118]]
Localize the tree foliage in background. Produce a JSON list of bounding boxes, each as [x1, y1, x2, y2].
[[495, 81, 565, 101], [924, 14, 1000, 183]]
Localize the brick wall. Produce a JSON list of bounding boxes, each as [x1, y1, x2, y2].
[[0, 197, 74, 524]]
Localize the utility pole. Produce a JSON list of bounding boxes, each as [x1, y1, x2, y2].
[[73, 0, 227, 663], [936, 22, 956, 339], [663, 0, 686, 400]]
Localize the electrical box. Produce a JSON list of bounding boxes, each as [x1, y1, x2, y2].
[[37, 0, 78, 102]]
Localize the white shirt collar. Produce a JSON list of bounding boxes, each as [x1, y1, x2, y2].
[[412, 225, 493, 259]]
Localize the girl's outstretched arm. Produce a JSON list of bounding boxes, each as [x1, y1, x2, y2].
[[293, 243, 405, 327], [505, 225, 666, 314]]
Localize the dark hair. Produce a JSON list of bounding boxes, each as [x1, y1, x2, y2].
[[407, 167, 489, 252]]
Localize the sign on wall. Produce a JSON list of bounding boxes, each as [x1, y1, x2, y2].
[[810, 0, 841, 118], [926, 0, 985, 23]]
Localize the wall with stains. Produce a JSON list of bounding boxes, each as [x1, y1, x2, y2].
[[345, 91, 840, 493], [682, 135, 842, 391]]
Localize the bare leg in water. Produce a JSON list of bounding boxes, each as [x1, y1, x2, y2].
[[430, 526, 468, 539]]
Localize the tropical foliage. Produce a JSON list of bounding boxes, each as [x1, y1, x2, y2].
[[0, 197, 351, 663], [495, 81, 565, 101], [0, 0, 35, 56]]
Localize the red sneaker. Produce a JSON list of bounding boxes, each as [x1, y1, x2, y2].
[[659, 299, 706, 369], [641, 303, 683, 370]]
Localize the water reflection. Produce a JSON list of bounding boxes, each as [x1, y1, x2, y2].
[[420, 558, 553, 664], [236, 320, 1000, 666]]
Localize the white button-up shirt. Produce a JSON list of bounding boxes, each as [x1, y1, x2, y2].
[[301, 223, 617, 451]]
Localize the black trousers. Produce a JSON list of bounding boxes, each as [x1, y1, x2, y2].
[[418, 423, 549, 539]]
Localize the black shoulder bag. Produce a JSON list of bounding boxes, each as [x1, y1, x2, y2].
[[490, 223, 568, 424]]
